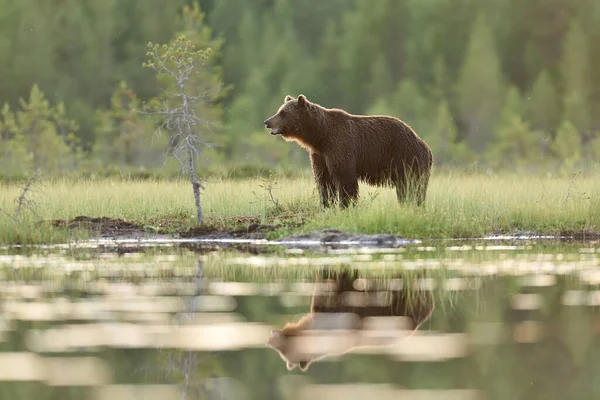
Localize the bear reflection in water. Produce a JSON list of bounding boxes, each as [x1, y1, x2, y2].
[[266, 270, 435, 371]]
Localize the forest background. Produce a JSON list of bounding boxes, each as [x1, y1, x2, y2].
[[1, 0, 599, 180]]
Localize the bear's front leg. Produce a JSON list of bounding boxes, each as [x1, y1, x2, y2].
[[310, 152, 337, 207], [325, 156, 358, 208]]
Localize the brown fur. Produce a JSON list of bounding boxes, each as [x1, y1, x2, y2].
[[266, 270, 435, 371], [264, 95, 434, 207]]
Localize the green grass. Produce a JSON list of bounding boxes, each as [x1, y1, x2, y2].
[[1, 170, 599, 244]]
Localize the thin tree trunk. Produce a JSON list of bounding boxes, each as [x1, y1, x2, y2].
[[181, 259, 203, 399], [188, 146, 203, 225]]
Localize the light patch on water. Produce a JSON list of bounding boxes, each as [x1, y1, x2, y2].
[[0, 353, 41, 381], [446, 245, 473, 251], [45, 357, 111, 386], [300, 385, 480, 400], [511, 293, 543, 310], [475, 245, 530, 251], [579, 270, 600, 285], [26, 322, 273, 352], [520, 274, 557, 287], [513, 321, 543, 343], [390, 333, 470, 361], [209, 281, 262, 296], [562, 290, 588, 306], [172, 312, 243, 325], [93, 385, 182, 400], [0, 353, 110, 385]]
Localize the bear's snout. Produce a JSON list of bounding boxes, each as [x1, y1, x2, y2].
[[264, 119, 270, 127]]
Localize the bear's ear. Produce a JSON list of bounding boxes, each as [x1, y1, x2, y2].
[[297, 94, 308, 106], [285, 95, 294, 102], [299, 361, 309, 371]]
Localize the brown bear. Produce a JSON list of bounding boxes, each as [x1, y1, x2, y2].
[[266, 270, 435, 371], [264, 95, 433, 207]]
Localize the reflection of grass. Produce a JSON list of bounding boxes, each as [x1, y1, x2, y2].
[[1, 170, 599, 244]]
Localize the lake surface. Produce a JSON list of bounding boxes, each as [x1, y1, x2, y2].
[[0, 239, 599, 400]]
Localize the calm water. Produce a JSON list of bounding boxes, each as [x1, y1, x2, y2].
[[0, 239, 599, 400]]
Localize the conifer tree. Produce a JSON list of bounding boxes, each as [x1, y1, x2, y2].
[[560, 21, 592, 136], [552, 120, 582, 168], [526, 70, 560, 134], [456, 12, 505, 151]]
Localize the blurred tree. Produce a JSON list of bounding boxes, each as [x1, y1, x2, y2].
[[487, 116, 546, 169], [94, 81, 168, 169], [390, 79, 432, 132], [552, 120, 582, 168], [425, 101, 471, 165], [456, 12, 505, 151], [0, 104, 32, 179], [525, 70, 560, 134], [560, 21, 592, 136], [368, 55, 395, 103], [487, 85, 547, 168], [0, 85, 81, 176], [339, 0, 407, 112], [315, 21, 343, 107]]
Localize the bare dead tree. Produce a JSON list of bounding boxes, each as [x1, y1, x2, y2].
[[135, 257, 210, 398], [142, 36, 222, 226], [0, 169, 42, 223], [563, 170, 587, 205]]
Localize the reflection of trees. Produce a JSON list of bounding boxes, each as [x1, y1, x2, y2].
[[142, 257, 225, 399], [2, 261, 600, 399]]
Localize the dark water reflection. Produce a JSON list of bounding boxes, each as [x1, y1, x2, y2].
[[0, 242, 599, 399]]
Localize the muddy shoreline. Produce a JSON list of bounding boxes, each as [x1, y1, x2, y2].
[[47, 216, 600, 252]]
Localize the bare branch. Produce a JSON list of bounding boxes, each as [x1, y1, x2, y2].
[[1, 169, 43, 224]]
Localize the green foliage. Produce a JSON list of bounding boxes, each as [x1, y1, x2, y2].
[[487, 115, 547, 169], [0, 85, 81, 178], [2, 172, 598, 245], [1, 0, 600, 176], [456, 12, 505, 151], [93, 81, 169, 170], [553, 120, 583, 169], [426, 101, 471, 165], [526, 70, 560, 133], [560, 21, 592, 135]]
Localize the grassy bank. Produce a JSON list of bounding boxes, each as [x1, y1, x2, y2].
[[1, 170, 599, 244]]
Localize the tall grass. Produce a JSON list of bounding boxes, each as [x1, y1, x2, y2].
[[1, 170, 598, 244]]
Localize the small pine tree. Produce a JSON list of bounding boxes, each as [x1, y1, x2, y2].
[[552, 120, 582, 169], [2, 85, 81, 176], [143, 34, 221, 226], [487, 115, 546, 169], [560, 21, 592, 136], [369, 54, 394, 101], [391, 79, 432, 133], [94, 81, 169, 170], [456, 12, 505, 151], [526, 70, 560, 133], [426, 101, 470, 165]]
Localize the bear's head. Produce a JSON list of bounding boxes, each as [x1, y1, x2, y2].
[[266, 328, 314, 372], [264, 95, 316, 147]]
